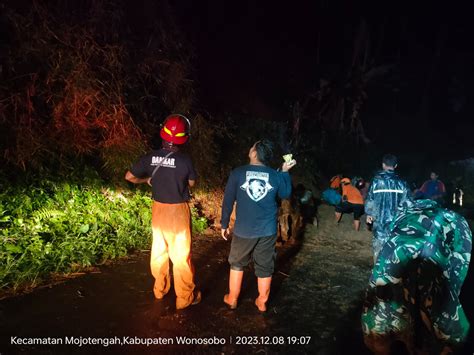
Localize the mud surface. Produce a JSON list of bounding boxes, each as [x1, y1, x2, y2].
[[1, 205, 473, 354]]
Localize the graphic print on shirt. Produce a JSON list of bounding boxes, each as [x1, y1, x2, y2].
[[151, 156, 176, 169], [240, 171, 273, 202]]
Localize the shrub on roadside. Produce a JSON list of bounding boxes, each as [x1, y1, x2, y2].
[[0, 170, 208, 293]]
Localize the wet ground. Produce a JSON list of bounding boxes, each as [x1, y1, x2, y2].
[[1, 205, 473, 354]]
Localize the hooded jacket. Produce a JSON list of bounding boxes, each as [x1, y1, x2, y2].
[[364, 170, 411, 230]]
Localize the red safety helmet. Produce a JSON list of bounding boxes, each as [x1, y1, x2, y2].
[[160, 114, 190, 145]]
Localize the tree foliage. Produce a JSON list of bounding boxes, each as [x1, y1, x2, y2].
[[0, 0, 202, 178]]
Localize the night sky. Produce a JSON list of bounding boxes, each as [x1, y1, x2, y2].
[[173, 1, 474, 159]]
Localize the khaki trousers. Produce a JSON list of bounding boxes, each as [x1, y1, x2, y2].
[[151, 201, 195, 309]]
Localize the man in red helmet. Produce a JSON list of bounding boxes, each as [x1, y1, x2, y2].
[[125, 114, 201, 310]]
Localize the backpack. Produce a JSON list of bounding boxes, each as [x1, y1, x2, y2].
[[322, 188, 342, 206]]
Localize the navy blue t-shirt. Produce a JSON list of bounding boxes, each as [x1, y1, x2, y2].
[[220, 164, 292, 238], [130, 148, 196, 203]]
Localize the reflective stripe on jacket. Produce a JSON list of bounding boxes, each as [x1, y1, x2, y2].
[[364, 170, 411, 227]]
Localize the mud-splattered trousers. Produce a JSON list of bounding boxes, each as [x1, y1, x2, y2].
[[151, 201, 196, 309], [362, 199, 472, 352]]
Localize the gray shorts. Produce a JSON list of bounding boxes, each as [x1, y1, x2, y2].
[[228, 234, 277, 278]]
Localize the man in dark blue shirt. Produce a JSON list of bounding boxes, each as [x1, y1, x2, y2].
[[220, 140, 296, 312]]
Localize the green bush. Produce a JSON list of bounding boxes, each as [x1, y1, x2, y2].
[[0, 171, 208, 292], [191, 207, 208, 234]]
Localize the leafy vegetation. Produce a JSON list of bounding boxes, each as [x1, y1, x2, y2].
[[0, 170, 207, 293], [191, 207, 208, 234], [0, 1, 219, 295], [0, 1, 198, 177]]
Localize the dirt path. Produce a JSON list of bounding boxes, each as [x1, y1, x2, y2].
[[0, 205, 395, 354]]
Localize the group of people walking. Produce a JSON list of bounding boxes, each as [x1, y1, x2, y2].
[[125, 114, 295, 312]]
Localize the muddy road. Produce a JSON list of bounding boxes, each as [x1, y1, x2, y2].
[[1, 205, 473, 354]]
